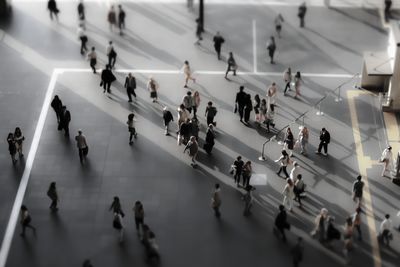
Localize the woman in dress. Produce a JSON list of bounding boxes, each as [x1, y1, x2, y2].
[[182, 60, 196, 88]]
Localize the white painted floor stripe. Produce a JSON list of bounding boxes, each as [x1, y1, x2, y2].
[[0, 70, 60, 267]]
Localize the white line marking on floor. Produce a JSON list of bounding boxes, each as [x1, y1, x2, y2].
[[57, 68, 356, 78], [253, 19, 257, 73], [0, 69, 60, 267]]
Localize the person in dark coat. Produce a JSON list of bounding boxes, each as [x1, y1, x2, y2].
[[203, 124, 216, 154], [20, 205, 36, 237], [47, 0, 59, 21], [109, 196, 125, 217], [205, 101, 217, 126], [7, 133, 17, 164], [243, 94, 253, 124], [59, 106, 71, 137], [189, 118, 200, 141], [298, 2, 307, 28], [213, 32, 225, 60], [235, 86, 247, 122], [274, 205, 290, 242], [179, 119, 191, 145], [233, 156, 244, 185], [47, 182, 59, 212], [316, 127, 330, 156], [225, 52, 237, 78], [118, 5, 126, 35], [162, 107, 174, 135], [77, 0, 85, 21], [291, 237, 304, 267], [51, 95, 63, 123], [267, 36, 276, 64], [124, 73, 136, 102], [101, 64, 116, 94]]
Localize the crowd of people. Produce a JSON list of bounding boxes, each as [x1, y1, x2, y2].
[[4, 1, 398, 267]]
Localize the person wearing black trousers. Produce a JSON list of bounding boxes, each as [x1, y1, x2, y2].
[[51, 95, 63, 123], [203, 124, 216, 154], [205, 101, 217, 126], [274, 205, 290, 242], [298, 2, 307, 28], [109, 196, 125, 217], [87, 47, 97, 74], [235, 86, 247, 122], [267, 36, 276, 64], [77, 0, 85, 21], [59, 106, 71, 137], [233, 156, 244, 185], [47, 182, 59, 212], [276, 150, 290, 178], [213, 32, 225, 60], [47, 0, 59, 21], [316, 127, 330, 156], [124, 73, 136, 102], [243, 94, 253, 124], [106, 41, 117, 68], [20, 205, 36, 237], [101, 64, 116, 94], [225, 52, 237, 78]]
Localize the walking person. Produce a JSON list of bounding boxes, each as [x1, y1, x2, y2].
[[274, 205, 290, 242], [182, 60, 196, 88], [184, 136, 199, 167], [211, 183, 222, 218], [7, 133, 17, 164], [51, 95, 63, 123], [192, 91, 201, 119], [133, 201, 145, 237], [294, 71, 302, 98], [195, 18, 203, 45], [243, 94, 253, 124], [297, 126, 309, 155], [266, 36, 276, 64], [109, 196, 125, 217], [20, 205, 36, 237], [75, 130, 88, 163], [242, 161, 252, 187], [77, 26, 88, 55], [254, 94, 261, 123], [298, 2, 307, 28], [47, 0, 59, 21], [162, 107, 174, 135], [101, 64, 116, 93], [47, 182, 59, 212], [106, 41, 117, 68], [290, 162, 300, 183], [352, 207, 362, 241], [112, 211, 124, 243], [87, 47, 97, 74], [275, 13, 285, 38], [127, 113, 137, 145], [124, 73, 137, 102], [203, 124, 216, 154], [311, 208, 328, 242], [294, 174, 305, 208], [14, 127, 25, 157], [380, 146, 393, 177], [177, 104, 190, 131], [379, 214, 392, 246], [342, 217, 354, 265], [147, 77, 159, 103], [282, 178, 295, 212], [235, 86, 247, 122], [291, 237, 304, 267], [107, 5, 117, 31], [316, 127, 330, 156], [326, 216, 341, 246], [260, 98, 267, 124], [213, 31, 225, 60], [283, 67, 292, 94], [59, 106, 71, 137], [276, 150, 291, 178], [385, 0, 392, 21], [267, 82, 277, 111], [242, 185, 255, 216], [352, 175, 364, 209], [283, 127, 294, 157], [225, 52, 237, 79], [205, 101, 217, 126], [182, 91, 194, 113], [232, 156, 244, 186], [118, 5, 126, 36], [77, 0, 85, 23]]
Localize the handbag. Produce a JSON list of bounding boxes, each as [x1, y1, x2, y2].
[[234, 104, 238, 114], [99, 81, 103, 87]]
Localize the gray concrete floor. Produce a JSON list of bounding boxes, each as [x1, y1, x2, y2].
[[0, 1, 399, 267]]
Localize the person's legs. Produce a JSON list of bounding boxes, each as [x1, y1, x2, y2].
[[283, 166, 289, 178], [127, 88, 132, 102], [317, 142, 323, 153], [64, 124, 69, 137], [111, 56, 116, 68], [238, 106, 244, 121], [284, 82, 290, 93], [107, 82, 111, 93], [277, 166, 282, 175], [90, 62, 96, 73], [108, 55, 112, 67], [79, 148, 83, 162], [323, 143, 328, 154], [225, 65, 230, 78]]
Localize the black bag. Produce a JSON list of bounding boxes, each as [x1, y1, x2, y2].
[[99, 81, 103, 87], [83, 146, 89, 156], [109, 48, 117, 58], [234, 104, 237, 114]]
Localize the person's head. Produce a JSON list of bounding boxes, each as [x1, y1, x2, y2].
[[286, 178, 293, 185], [288, 67, 291, 73], [7, 132, 13, 139], [109, 41, 113, 45], [246, 160, 251, 166], [113, 196, 120, 202], [215, 183, 220, 189], [128, 113, 134, 121], [261, 99, 266, 105], [287, 127, 291, 133], [216, 31, 220, 35], [142, 224, 149, 231], [118, 4, 122, 9], [163, 106, 168, 111], [148, 231, 155, 239], [321, 208, 328, 216], [208, 101, 213, 107], [356, 175, 362, 181], [208, 124, 214, 129], [237, 156, 242, 161], [282, 150, 288, 156], [388, 146, 392, 151], [328, 216, 335, 223], [385, 214, 390, 219], [297, 174, 302, 180], [293, 162, 298, 167], [82, 259, 93, 267], [50, 182, 56, 188], [255, 94, 260, 102], [128, 72, 132, 77], [356, 207, 361, 214], [15, 127, 21, 134], [239, 86, 244, 92], [194, 91, 199, 97], [346, 217, 353, 226], [279, 204, 285, 211], [54, 95, 59, 100], [110, 5, 114, 10], [272, 82, 276, 86], [135, 200, 141, 206], [62, 105, 66, 110], [296, 71, 301, 78], [187, 91, 192, 96], [190, 136, 196, 142], [106, 64, 111, 70], [179, 104, 185, 110], [91, 46, 95, 51], [271, 36, 275, 42], [78, 129, 82, 135], [186, 118, 190, 123], [229, 51, 233, 57], [184, 60, 189, 65], [21, 205, 27, 211]]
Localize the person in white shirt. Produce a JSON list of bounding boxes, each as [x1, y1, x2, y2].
[[267, 82, 277, 112], [75, 130, 88, 163], [380, 146, 393, 177], [290, 162, 301, 183], [282, 178, 294, 212], [379, 214, 392, 246], [77, 26, 88, 55], [87, 47, 97, 73]]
